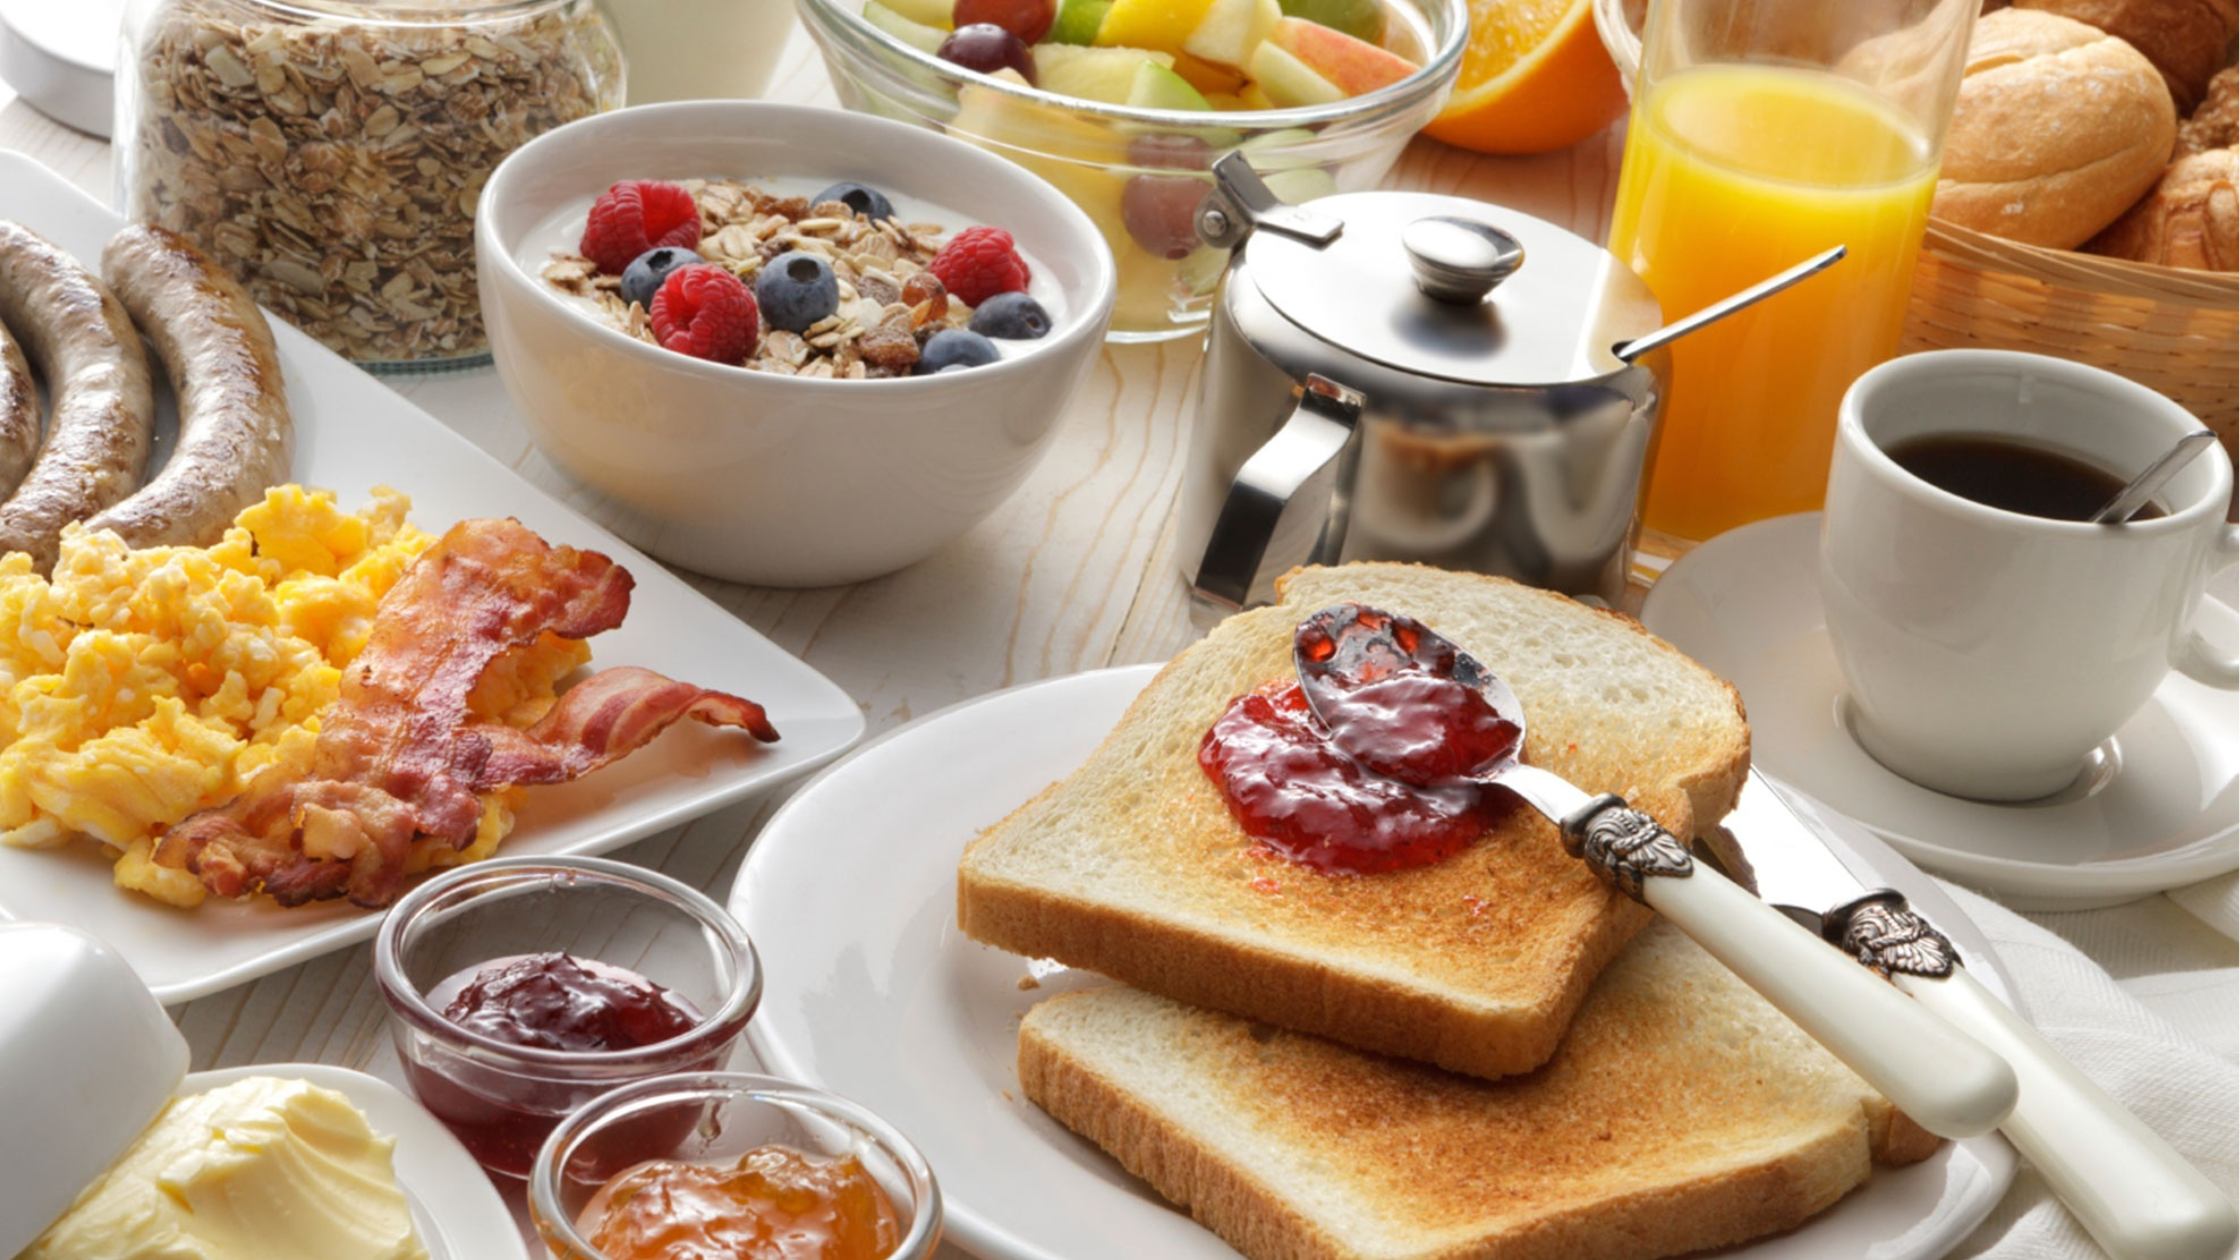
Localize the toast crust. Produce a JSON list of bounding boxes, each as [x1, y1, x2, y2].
[[960, 563, 1750, 1080], [1018, 925, 1937, 1260]]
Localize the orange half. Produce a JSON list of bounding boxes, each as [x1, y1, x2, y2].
[[1423, 0, 1628, 155]]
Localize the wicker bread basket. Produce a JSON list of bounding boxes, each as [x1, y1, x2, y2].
[[1590, 0, 2239, 456]]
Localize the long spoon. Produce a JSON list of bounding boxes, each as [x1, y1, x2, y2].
[[1291, 603, 2017, 1140], [2089, 430, 2217, 524], [1612, 245, 1847, 363]]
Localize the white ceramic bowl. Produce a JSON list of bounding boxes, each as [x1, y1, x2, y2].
[[478, 101, 1117, 587]]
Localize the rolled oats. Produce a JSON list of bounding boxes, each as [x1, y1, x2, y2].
[[541, 180, 979, 379], [123, 0, 622, 366]]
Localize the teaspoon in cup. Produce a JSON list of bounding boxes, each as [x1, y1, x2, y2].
[[2089, 430, 2217, 524], [1291, 602, 2017, 1140]]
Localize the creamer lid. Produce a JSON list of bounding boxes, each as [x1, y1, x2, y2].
[[0, 922, 189, 1255], [1238, 189, 1664, 388]]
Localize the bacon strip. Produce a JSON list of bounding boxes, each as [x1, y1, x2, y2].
[[154, 518, 779, 908]]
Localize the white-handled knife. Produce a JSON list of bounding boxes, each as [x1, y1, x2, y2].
[[1727, 769, 2240, 1260]]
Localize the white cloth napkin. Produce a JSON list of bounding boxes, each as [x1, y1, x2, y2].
[[1944, 880, 2239, 1260]]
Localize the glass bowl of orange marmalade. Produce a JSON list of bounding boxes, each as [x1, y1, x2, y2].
[[530, 1071, 942, 1260]]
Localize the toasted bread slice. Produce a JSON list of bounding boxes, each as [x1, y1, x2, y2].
[[958, 563, 1750, 1080], [1019, 923, 1940, 1260]]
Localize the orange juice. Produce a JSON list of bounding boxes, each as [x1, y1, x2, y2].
[[1610, 63, 1937, 546]]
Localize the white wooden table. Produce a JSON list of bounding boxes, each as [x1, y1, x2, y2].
[[0, 25, 2230, 1259]]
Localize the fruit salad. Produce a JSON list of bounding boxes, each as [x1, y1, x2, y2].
[[540, 179, 1063, 377], [866, 0, 1420, 113], [806, 0, 1451, 338]]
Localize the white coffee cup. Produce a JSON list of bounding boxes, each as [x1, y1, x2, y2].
[[1820, 350, 2238, 802]]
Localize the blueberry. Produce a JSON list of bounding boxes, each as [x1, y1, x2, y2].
[[812, 181, 896, 222], [755, 251, 840, 333], [968, 292, 1052, 340], [620, 246, 702, 309], [917, 329, 1000, 374]]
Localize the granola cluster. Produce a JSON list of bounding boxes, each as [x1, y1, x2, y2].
[[542, 180, 976, 379], [125, 0, 622, 365]]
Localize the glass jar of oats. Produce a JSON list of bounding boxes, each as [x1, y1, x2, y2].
[[118, 0, 623, 369]]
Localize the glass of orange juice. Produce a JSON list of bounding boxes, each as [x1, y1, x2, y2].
[[1611, 0, 1976, 554]]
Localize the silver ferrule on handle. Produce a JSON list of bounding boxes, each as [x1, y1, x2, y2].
[[1828, 895, 1958, 980], [1557, 793, 1695, 902]]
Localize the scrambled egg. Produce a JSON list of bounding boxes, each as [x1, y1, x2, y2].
[[0, 486, 588, 908]]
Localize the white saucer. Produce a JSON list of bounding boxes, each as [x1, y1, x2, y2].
[[732, 664, 2017, 1260], [1639, 513, 2239, 910]]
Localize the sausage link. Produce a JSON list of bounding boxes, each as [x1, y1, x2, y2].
[[0, 220, 156, 571], [87, 225, 292, 550], [0, 320, 34, 499]]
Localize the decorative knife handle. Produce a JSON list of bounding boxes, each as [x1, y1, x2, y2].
[[1827, 901, 2239, 1260], [1558, 795, 1693, 902], [1831, 894, 1957, 980], [1558, 796, 2016, 1140]]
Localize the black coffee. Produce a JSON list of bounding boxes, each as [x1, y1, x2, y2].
[[1884, 434, 2165, 522]]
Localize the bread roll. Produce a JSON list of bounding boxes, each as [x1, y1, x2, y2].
[[2179, 66, 2239, 157], [2085, 147, 2240, 269], [2014, 0, 2238, 111], [1933, 10, 2179, 249]]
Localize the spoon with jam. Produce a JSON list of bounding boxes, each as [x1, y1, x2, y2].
[[1292, 602, 2017, 1142]]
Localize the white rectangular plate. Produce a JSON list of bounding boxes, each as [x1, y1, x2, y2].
[[0, 151, 865, 1003]]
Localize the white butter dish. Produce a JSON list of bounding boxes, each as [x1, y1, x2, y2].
[[0, 923, 525, 1259]]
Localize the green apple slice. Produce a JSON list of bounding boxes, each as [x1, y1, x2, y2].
[[1127, 61, 1213, 110], [1037, 44, 1176, 104], [1048, 0, 1113, 44], [864, 0, 950, 52]]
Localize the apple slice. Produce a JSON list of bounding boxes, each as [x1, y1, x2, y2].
[[1128, 60, 1214, 109], [1247, 39, 1345, 107], [1262, 16, 1416, 96], [864, 0, 950, 52], [1181, 0, 1280, 69], [1037, 44, 1178, 104], [879, 0, 957, 29], [1048, 0, 1112, 43]]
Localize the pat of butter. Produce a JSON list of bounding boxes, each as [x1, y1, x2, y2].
[[22, 1076, 429, 1260]]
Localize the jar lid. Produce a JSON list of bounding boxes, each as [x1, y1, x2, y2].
[[0, 923, 189, 1256], [1239, 190, 1663, 388]]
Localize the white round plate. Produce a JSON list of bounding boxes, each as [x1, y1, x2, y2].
[[182, 1064, 527, 1260], [733, 664, 2017, 1260], [1640, 513, 2239, 910], [0, 0, 122, 137]]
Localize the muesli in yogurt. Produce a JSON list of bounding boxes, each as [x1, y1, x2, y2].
[[540, 178, 1056, 378]]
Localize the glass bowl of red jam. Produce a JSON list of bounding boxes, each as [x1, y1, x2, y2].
[[530, 1071, 942, 1260], [374, 856, 762, 1180]]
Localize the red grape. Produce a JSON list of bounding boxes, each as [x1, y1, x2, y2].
[[938, 23, 1037, 82], [1128, 133, 1214, 171], [955, 0, 1056, 46], [1121, 174, 1210, 260]]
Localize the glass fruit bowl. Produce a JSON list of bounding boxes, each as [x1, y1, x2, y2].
[[796, 0, 1466, 341]]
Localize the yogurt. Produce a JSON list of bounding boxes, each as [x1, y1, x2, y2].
[[519, 174, 1071, 373]]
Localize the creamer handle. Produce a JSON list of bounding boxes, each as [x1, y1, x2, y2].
[[1191, 374, 1364, 611]]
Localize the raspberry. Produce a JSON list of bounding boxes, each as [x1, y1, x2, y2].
[[580, 181, 702, 275], [650, 264, 759, 364], [928, 227, 1032, 308]]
